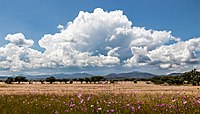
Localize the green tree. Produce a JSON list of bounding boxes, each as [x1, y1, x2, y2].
[[78, 78, 85, 84], [62, 79, 70, 84], [40, 80, 45, 84], [90, 76, 105, 83], [46, 77, 56, 84], [5, 77, 14, 84], [84, 77, 90, 84], [73, 78, 78, 83], [15, 76, 27, 84]]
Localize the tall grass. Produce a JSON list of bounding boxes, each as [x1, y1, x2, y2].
[[0, 92, 200, 114]]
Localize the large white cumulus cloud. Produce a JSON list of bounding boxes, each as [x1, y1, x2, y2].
[[38, 8, 180, 68], [0, 8, 199, 73]]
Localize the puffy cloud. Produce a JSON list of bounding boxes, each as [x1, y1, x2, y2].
[[148, 38, 200, 69], [5, 33, 34, 47], [39, 44, 120, 67], [57, 24, 64, 30], [124, 47, 149, 66], [0, 34, 42, 71], [125, 37, 200, 71]]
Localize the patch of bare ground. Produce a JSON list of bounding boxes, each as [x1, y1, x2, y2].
[[0, 81, 199, 95]]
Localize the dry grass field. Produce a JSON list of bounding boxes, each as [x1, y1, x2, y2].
[[0, 81, 199, 95]]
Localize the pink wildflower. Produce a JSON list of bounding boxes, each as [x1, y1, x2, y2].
[[87, 96, 91, 101], [77, 93, 82, 99], [172, 99, 176, 102], [197, 100, 200, 104], [130, 106, 135, 111], [183, 101, 187, 105], [80, 99, 84, 104], [160, 103, 165, 107], [110, 109, 115, 113], [70, 103, 75, 107], [97, 107, 102, 111], [126, 103, 130, 107]]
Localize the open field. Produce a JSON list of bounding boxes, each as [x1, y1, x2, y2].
[[0, 82, 200, 114], [0, 81, 200, 95]]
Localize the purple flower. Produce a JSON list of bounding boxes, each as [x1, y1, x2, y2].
[[130, 106, 135, 111], [197, 100, 200, 104], [182, 95, 187, 99], [84, 108, 87, 112], [77, 93, 82, 99], [152, 108, 156, 111], [172, 99, 176, 102], [80, 99, 84, 104], [70, 103, 75, 107], [110, 109, 115, 113], [87, 96, 91, 101], [169, 105, 173, 109], [64, 110, 69, 113], [160, 103, 165, 107]]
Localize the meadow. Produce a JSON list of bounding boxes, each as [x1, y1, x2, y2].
[[0, 82, 200, 114]]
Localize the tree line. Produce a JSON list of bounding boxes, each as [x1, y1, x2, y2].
[[3, 76, 138, 84]]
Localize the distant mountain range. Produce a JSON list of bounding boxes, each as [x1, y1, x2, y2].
[[25, 73, 93, 80], [105, 71, 157, 79], [0, 71, 182, 80]]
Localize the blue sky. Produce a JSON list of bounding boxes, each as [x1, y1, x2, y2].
[[0, 0, 200, 75], [1, 0, 200, 46]]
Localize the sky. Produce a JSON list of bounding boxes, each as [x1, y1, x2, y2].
[[0, 0, 200, 76]]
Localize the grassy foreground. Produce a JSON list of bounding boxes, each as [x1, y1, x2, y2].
[[0, 92, 200, 114]]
